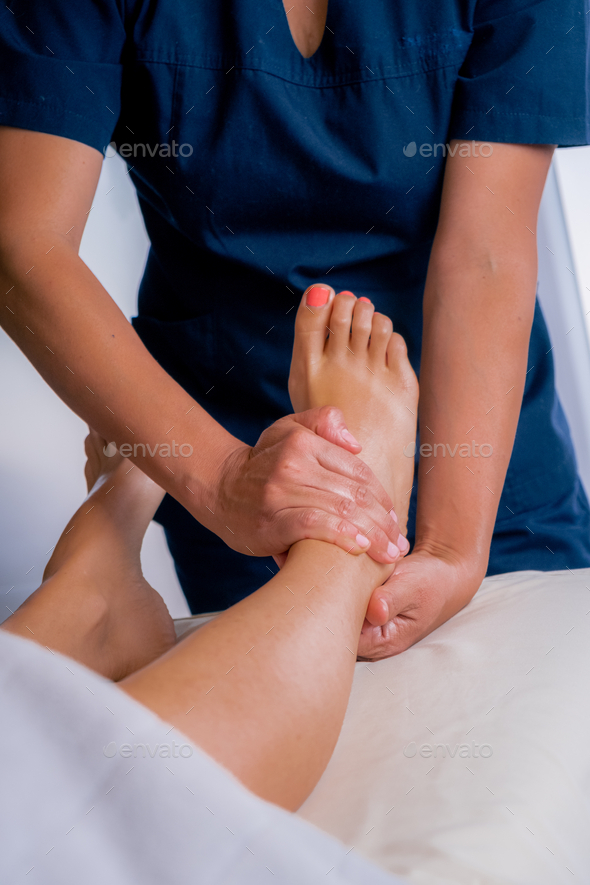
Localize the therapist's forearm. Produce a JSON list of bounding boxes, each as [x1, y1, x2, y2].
[[0, 234, 239, 522], [415, 254, 537, 573]]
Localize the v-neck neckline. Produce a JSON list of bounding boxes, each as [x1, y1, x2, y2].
[[281, 0, 330, 62]]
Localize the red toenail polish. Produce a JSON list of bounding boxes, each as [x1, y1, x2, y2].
[[338, 290, 356, 298], [358, 297, 372, 304], [306, 285, 331, 306]]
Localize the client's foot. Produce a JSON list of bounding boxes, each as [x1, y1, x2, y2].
[[37, 430, 176, 680], [289, 287, 418, 533]]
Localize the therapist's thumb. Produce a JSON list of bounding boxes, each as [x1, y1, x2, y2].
[[364, 557, 420, 627], [293, 405, 362, 453]]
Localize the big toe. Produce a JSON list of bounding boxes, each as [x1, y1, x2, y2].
[[293, 283, 335, 360]]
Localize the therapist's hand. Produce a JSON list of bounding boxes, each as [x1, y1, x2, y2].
[[215, 405, 405, 564], [356, 547, 485, 660]]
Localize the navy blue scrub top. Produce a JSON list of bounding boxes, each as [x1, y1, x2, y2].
[[2, 0, 590, 613]]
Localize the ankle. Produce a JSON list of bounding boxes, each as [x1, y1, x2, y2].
[[285, 539, 394, 598]]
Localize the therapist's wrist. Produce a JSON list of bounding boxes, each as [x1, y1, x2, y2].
[[411, 535, 489, 586], [178, 431, 247, 524]]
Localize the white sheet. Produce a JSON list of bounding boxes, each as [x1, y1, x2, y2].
[[299, 568, 590, 883], [0, 630, 402, 885]]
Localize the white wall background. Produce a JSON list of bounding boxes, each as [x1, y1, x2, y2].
[[2, 148, 590, 623]]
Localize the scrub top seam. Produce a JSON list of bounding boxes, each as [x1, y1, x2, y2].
[[456, 107, 587, 123], [130, 57, 465, 90]]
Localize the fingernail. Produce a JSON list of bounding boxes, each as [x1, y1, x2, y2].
[[338, 290, 356, 298], [387, 542, 400, 560], [355, 533, 370, 549], [306, 285, 331, 306], [341, 428, 360, 447], [389, 508, 398, 523], [398, 535, 410, 553], [358, 296, 372, 304]]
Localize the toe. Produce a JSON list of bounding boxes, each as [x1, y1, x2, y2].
[[386, 331, 409, 368], [350, 298, 375, 354], [387, 332, 419, 398], [368, 312, 393, 365], [293, 284, 335, 364], [325, 291, 357, 354]]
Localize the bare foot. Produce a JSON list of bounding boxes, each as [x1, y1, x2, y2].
[[35, 430, 176, 680], [289, 287, 418, 534]]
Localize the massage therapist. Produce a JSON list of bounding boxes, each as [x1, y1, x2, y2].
[[1, 0, 589, 659]]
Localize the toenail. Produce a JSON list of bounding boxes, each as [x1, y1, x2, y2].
[[358, 297, 372, 304], [338, 290, 356, 298], [306, 285, 331, 307], [387, 542, 400, 560]]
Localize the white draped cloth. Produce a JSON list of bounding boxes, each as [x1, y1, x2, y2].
[[0, 629, 400, 885]]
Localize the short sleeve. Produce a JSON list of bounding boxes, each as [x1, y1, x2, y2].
[[0, 1, 126, 153], [448, 0, 590, 147]]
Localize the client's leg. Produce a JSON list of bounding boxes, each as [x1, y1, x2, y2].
[[1, 431, 176, 680], [121, 290, 418, 810]]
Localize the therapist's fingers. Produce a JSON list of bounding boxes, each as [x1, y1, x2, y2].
[[292, 404, 362, 454], [311, 430, 407, 559], [273, 482, 403, 564], [236, 408, 405, 563], [357, 557, 446, 659], [271, 504, 396, 561], [259, 406, 405, 561], [293, 406, 399, 520], [356, 550, 481, 660]]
